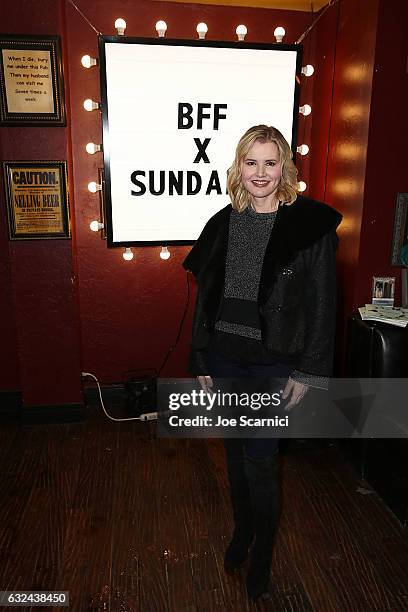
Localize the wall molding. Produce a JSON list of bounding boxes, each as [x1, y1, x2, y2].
[[0, 391, 86, 425]]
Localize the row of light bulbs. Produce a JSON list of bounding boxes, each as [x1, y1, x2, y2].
[[84, 19, 313, 260], [81, 52, 314, 78], [84, 97, 312, 116], [85, 142, 309, 163], [123, 246, 170, 261], [110, 19, 291, 43], [88, 216, 171, 261], [87, 178, 308, 195]]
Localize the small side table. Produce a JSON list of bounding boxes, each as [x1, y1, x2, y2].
[[338, 314, 408, 526]]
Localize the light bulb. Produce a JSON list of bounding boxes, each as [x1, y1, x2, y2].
[[85, 142, 102, 155], [236, 25, 247, 41], [115, 18, 126, 36], [81, 55, 98, 68], [88, 181, 102, 193], [297, 144, 309, 155], [274, 26, 286, 43], [90, 221, 104, 232], [83, 99, 99, 112], [299, 104, 312, 116], [156, 20, 167, 37], [301, 64, 314, 77], [123, 247, 134, 261], [298, 181, 307, 192], [196, 22, 208, 39], [160, 246, 170, 260]]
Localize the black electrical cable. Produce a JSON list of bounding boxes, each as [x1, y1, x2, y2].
[[66, 0, 102, 35], [157, 270, 191, 377], [295, 0, 339, 45], [121, 269, 192, 381]]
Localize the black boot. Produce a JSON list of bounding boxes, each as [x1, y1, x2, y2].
[[223, 439, 254, 573], [244, 453, 280, 601]]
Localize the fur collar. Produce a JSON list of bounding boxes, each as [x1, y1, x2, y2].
[[184, 195, 342, 285]]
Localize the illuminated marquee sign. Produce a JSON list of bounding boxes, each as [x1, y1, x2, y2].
[[99, 37, 301, 246]]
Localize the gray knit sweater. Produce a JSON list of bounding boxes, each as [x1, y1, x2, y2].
[[212, 205, 328, 389]]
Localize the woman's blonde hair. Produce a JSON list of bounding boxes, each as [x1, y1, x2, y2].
[[227, 125, 298, 212]]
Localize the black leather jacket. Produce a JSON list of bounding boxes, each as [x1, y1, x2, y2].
[[182, 195, 342, 379]]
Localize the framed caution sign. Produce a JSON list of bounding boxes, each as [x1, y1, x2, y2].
[[3, 160, 70, 240], [99, 37, 301, 246]]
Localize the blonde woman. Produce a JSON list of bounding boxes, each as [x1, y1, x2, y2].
[[183, 125, 342, 601]]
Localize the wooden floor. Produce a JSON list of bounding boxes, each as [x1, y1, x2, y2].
[[1, 406, 408, 612]]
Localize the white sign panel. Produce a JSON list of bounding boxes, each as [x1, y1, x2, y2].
[[100, 39, 300, 245]]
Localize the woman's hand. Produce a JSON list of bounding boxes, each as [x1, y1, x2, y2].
[[197, 375, 214, 395], [282, 378, 308, 411]]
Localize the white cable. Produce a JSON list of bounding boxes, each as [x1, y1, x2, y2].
[[81, 372, 158, 422]]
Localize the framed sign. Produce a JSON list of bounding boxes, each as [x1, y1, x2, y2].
[[99, 36, 301, 247], [0, 35, 66, 126], [391, 193, 408, 266], [3, 161, 70, 240]]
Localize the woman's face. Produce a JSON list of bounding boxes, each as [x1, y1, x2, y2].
[[241, 140, 282, 201]]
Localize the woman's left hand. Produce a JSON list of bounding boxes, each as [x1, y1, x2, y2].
[[282, 378, 309, 411]]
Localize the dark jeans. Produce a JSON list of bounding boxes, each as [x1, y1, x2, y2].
[[206, 348, 287, 595], [205, 348, 293, 458]]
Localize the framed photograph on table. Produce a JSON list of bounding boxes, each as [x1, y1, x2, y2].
[[3, 161, 70, 240], [0, 35, 66, 126], [372, 276, 395, 307]]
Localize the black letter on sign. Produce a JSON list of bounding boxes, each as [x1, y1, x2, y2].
[[131, 171, 146, 196], [214, 104, 228, 130], [149, 170, 165, 196], [206, 170, 222, 195], [169, 171, 183, 195], [178, 103, 193, 129], [187, 171, 202, 195], [193, 138, 211, 163], [197, 103, 211, 129]]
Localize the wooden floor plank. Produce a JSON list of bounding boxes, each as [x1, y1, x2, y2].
[[1, 413, 408, 612], [0, 422, 18, 465], [279, 456, 347, 612], [57, 415, 117, 612], [0, 427, 50, 589], [312, 447, 408, 611], [286, 448, 406, 611]]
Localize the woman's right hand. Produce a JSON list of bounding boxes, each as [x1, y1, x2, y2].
[[197, 375, 214, 395]]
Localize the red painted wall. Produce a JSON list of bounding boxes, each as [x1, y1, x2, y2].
[[322, 0, 380, 367], [0, 0, 83, 405], [307, 0, 407, 369], [308, 3, 339, 202], [2, 0, 406, 404], [0, 176, 19, 391], [0, 0, 311, 405], [305, 0, 381, 370], [356, 0, 408, 308]]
